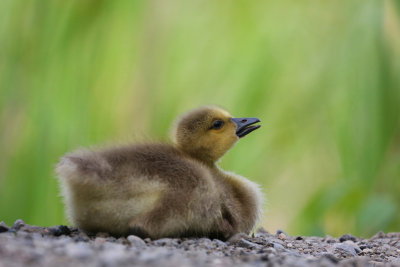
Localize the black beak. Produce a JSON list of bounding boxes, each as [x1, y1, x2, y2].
[[232, 117, 261, 138]]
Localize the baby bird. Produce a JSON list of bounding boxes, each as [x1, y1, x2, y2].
[[56, 106, 262, 240]]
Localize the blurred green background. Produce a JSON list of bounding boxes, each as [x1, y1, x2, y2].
[[1, 0, 399, 237]]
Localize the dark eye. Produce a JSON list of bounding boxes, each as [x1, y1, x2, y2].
[[211, 120, 224, 130]]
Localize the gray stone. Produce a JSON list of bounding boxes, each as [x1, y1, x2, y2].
[[0, 227, 9, 234], [153, 238, 175, 246], [12, 219, 26, 230], [372, 231, 386, 239], [0, 221, 10, 233], [333, 242, 359, 256], [271, 242, 285, 250], [227, 232, 249, 243], [233, 238, 261, 249], [47, 225, 71, 236], [213, 239, 227, 247], [127, 235, 146, 248], [339, 233, 357, 242]]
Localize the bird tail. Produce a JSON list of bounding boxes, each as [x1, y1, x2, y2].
[[56, 149, 111, 184]]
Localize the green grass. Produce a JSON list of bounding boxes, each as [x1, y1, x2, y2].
[[1, 0, 399, 237]]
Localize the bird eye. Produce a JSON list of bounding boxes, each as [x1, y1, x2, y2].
[[211, 120, 224, 130]]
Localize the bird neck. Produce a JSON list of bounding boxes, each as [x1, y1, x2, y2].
[[179, 146, 217, 167]]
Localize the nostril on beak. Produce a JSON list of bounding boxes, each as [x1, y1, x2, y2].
[[241, 119, 247, 122]]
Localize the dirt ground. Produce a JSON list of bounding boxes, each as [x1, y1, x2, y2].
[[0, 220, 399, 267]]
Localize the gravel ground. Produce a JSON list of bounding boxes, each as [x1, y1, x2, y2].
[[0, 220, 399, 267]]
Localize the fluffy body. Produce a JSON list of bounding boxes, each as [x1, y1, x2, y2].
[[56, 106, 263, 240]]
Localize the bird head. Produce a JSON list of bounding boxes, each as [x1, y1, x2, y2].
[[173, 106, 261, 165]]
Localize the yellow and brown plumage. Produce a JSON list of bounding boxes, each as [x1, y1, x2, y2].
[[56, 106, 263, 240]]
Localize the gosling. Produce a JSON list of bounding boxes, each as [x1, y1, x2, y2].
[[56, 106, 262, 240]]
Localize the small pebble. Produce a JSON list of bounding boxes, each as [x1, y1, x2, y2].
[[271, 242, 285, 250], [227, 232, 249, 243], [127, 235, 146, 247], [363, 248, 374, 254], [213, 239, 227, 247], [278, 233, 286, 240], [333, 243, 359, 256], [153, 238, 173, 246], [359, 243, 373, 250], [0, 221, 10, 233], [234, 239, 260, 249], [345, 240, 362, 254], [373, 231, 386, 239], [72, 232, 90, 242], [276, 229, 287, 236], [12, 219, 26, 230], [47, 225, 71, 236], [339, 234, 357, 242], [231, 238, 259, 248]]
